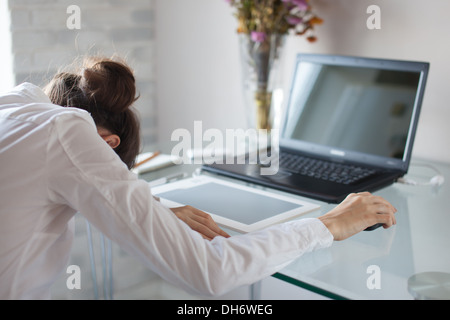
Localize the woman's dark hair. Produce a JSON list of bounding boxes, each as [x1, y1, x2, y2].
[[44, 57, 141, 169]]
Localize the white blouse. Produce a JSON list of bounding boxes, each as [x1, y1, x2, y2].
[[0, 83, 333, 299]]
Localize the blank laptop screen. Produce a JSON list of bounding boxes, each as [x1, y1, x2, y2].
[[282, 62, 421, 160]]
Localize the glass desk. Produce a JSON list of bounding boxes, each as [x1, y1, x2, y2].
[[273, 160, 450, 300], [140, 152, 450, 300]]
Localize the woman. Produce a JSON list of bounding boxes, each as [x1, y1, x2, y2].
[[0, 56, 396, 299]]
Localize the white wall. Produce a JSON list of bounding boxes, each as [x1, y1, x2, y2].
[[155, 0, 450, 164], [0, 0, 14, 93], [155, 0, 245, 136]]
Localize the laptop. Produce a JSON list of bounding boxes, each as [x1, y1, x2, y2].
[[202, 54, 429, 203]]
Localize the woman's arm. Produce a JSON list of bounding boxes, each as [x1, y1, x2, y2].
[[46, 111, 395, 296], [170, 205, 230, 240], [45, 111, 335, 296]]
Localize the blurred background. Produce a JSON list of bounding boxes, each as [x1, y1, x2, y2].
[[2, 0, 449, 162], [1, 0, 449, 299]]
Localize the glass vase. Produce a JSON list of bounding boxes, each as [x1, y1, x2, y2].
[[239, 34, 286, 132]]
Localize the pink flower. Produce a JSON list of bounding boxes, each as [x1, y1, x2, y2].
[[286, 15, 304, 25], [251, 31, 267, 43], [282, 0, 309, 11]]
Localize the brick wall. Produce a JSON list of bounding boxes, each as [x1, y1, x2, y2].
[[7, 0, 157, 146]]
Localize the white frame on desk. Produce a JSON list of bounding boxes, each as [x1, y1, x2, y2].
[[152, 175, 320, 233]]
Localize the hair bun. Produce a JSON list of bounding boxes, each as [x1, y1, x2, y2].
[[79, 57, 138, 113]]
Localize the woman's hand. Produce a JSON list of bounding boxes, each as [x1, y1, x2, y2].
[[170, 205, 231, 240], [318, 192, 397, 241]]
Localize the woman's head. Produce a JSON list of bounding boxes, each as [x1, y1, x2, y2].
[[44, 57, 141, 169]]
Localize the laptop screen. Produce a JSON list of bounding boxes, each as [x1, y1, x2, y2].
[[280, 54, 429, 171]]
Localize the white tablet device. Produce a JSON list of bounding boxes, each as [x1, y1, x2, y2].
[[151, 175, 320, 233]]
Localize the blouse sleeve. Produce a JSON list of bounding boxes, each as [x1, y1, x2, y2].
[[46, 111, 333, 296]]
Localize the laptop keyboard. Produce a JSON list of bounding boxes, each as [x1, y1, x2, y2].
[[279, 153, 377, 185]]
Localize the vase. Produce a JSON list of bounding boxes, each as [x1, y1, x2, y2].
[[239, 34, 286, 132]]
